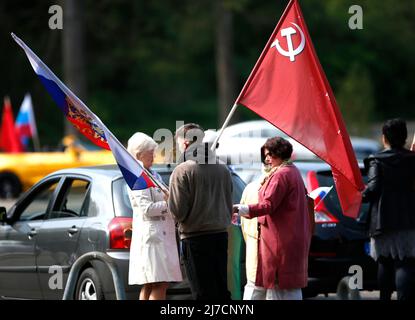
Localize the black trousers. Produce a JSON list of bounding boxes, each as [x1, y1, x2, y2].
[[378, 256, 415, 300], [181, 232, 231, 300]]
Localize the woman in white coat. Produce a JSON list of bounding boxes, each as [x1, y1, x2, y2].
[[127, 132, 182, 300]]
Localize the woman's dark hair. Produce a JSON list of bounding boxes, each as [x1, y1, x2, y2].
[[382, 118, 407, 148], [261, 137, 293, 163]]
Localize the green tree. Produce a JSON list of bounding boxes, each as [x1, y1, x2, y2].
[[336, 63, 375, 135]]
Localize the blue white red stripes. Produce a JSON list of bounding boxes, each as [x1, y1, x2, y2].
[[15, 93, 38, 149], [12, 33, 155, 190], [308, 186, 333, 209]]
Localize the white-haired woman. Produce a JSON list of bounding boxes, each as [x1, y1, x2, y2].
[[127, 132, 182, 300]]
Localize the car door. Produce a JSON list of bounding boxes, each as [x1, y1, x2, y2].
[[0, 177, 61, 299], [35, 176, 91, 299]]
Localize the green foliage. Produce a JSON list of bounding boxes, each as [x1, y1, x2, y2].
[[336, 63, 375, 135], [1, 0, 415, 148]]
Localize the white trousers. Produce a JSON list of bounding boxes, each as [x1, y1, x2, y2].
[[243, 280, 303, 300], [243, 281, 266, 300]]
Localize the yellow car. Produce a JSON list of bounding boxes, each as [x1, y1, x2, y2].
[[0, 147, 116, 198]]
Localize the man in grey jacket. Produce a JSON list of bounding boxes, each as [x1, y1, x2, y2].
[[169, 123, 233, 300]]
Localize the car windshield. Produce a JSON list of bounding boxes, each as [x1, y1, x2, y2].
[[112, 169, 246, 217]]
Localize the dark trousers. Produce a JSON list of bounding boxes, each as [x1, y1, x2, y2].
[[181, 232, 231, 300], [378, 256, 415, 300]]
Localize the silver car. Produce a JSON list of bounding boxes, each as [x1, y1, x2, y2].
[[0, 164, 246, 300]]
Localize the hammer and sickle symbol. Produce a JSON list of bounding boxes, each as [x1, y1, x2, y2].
[[271, 22, 305, 62]]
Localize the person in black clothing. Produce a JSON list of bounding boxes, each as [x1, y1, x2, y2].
[[362, 118, 415, 300]]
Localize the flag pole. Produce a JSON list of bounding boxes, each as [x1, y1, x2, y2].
[[210, 103, 238, 152], [27, 93, 41, 152], [143, 167, 169, 193], [33, 134, 41, 152]]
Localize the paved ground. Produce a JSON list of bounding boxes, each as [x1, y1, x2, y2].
[[309, 291, 396, 300]]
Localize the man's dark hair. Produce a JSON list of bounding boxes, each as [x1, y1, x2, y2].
[[175, 123, 205, 143], [261, 136, 293, 163], [382, 118, 407, 148]]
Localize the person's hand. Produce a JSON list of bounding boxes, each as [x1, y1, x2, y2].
[[232, 204, 249, 216], [232, 205, 239, 214]]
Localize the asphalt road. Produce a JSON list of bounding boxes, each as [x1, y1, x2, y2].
[[309, 291, 391, 300]]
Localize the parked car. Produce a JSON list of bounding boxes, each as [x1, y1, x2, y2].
[[230, 161, 378, 298], [0, 148, 116, 199], [0, 163, 246, 300], [206, 120, 381, 164], [348, 137, 381, 160], [205, 120, 316, 163]]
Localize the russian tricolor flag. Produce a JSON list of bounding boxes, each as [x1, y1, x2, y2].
[[12, 33, 156, 191], [308, 186, 333, 209], [15, 93, 39, 150]]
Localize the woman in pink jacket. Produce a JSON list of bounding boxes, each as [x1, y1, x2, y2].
[[233, 137, 312, 300]]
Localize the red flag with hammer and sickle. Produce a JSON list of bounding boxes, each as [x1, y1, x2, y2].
[[235, 0, 364, 218]]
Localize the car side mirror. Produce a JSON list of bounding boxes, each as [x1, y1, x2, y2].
[[0, 207, 7, 224]]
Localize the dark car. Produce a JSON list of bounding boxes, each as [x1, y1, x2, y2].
[[297, 161, 377, 298], [230, 161, 378, 298], [0, 164, 246, 300]]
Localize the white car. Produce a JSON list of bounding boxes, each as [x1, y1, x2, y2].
[[205, 120, 380, 165], [205, 120, 317, 164]]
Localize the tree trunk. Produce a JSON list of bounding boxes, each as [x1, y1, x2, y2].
[[62, 0, 87, 136], [215, 0, 238, 127]]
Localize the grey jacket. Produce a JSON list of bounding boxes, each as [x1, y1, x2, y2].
[[168, 150, 233, 239]]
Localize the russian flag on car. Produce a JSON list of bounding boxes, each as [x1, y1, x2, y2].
[[308, 186, 333, 209], [12, 33, 155, 190]]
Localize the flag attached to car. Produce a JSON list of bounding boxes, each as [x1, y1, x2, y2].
[[308, 186, 333, 210], [12, 33, 155, 190], [234, 0, 364, 218]]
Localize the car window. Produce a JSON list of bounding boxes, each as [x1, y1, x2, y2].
[[49, 178, 90, 219], [353, 147, 377, 160], [17, 179, 60, 221], [113, 179, 133, 217], [261, 128, 287, 138]]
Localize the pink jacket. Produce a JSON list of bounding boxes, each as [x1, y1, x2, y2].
[[248, 164, 311, 289]]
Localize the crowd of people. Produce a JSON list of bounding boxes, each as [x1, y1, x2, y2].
[[126, 119, 415, 301]]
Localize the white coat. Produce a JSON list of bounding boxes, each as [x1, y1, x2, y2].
[[128, 183, 183, 285]]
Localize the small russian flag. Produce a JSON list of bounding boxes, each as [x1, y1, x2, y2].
[[308, 186, 333, 209], [15, 93, 39, 150]]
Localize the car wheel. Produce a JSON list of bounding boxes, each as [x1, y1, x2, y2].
[[0, 173, 22, 199], [336, 276, 361, 300], [75, 268, 105, 300]]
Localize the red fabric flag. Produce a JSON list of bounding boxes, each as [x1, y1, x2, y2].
[[235, 0, 364, 218], [0, 97, 23, 153]]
